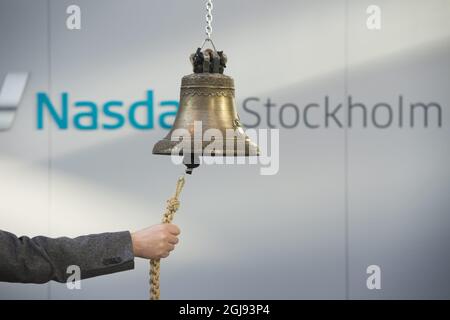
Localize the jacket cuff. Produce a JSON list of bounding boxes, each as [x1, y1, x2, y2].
[[79, 231, 135, 280]]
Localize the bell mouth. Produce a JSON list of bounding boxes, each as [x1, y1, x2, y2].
[[152, 137, 260, 157], [152, 138, 260, 157]]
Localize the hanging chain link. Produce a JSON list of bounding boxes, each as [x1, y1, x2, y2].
[[205, 0, 213, 39]]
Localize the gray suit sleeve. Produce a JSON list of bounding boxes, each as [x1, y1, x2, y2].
[[0, 230, 135, 284]]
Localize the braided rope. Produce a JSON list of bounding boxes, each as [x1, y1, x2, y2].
[[150, 175, 186, 300]]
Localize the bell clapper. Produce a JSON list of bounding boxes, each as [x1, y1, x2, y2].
[[183, 153, 201, 175]]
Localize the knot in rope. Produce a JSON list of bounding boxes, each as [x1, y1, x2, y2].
[[165, 198, 180, 217]]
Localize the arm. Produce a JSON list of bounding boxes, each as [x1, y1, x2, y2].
[[0, 224, 180, 284], [0, 229, 134, 284]]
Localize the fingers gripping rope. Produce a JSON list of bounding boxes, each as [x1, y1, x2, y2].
[[150, 175, 186, 300]]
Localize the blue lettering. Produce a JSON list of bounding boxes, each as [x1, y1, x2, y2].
[[73, 101, 98, 130], [159, 100, 178, 129], [103, 101, 125, 129], [37, 92, 68, 129], [129, 90, 154, 130], [35, 90, 178, 130]]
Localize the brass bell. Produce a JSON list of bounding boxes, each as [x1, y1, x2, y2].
[[153, 47, 259, 173]]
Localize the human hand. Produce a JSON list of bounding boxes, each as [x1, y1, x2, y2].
[[131, 224, 180, 259]]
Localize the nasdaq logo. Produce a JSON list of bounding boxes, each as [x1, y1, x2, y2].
[[36, 90, 178, 130], [0, 73, 29, 131]]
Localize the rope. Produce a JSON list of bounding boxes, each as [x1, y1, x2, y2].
[[150, 175, 186, 300]]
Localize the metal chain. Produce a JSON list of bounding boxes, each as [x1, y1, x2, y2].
[[205, 0, 213, 39]]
